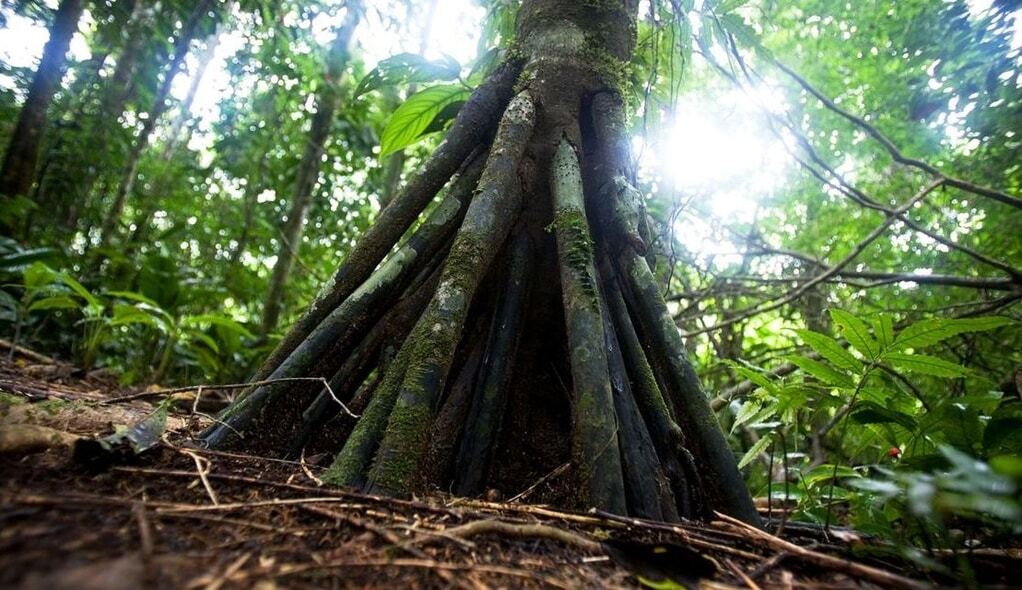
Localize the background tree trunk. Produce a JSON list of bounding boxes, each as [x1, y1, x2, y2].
[[260, 1, 362, 336], [0, 0, 85, 206], [97, 0, 215, 248]]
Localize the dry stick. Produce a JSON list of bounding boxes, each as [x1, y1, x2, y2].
[[297, 504, 463, 587], [156, 496, 373, 514], [157, 512, 294, 534], [198, 551, 251, 590], [507, 462, 571, 503], [682, 178, 944, 337], [714, 512, 931, 590], [228, 558, 571, 590], [100, 377, 358, 418], [588, 509, 763, 562], [111, 466, 455, 517], [182, 449, 220, 505], [299, 448, 324, 486], [0, 338, 60, 364], [775, 61, 1022, 212], [725, 557, 763, 590], [435, 519, 602, 553]]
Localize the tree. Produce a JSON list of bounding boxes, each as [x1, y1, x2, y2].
[[97, 0, 217, 248], [260, 1, 363, 336], [0, 0, 85, 213], [200, 0, 760, 525]]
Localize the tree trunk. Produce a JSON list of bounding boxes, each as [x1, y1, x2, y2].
[[202, 0, 760, 526], [97, 0, 215, 248], [127, 21, 227, 248], [260, 1, 362, 336], [0, 0, 85, 209], [162, 22, 224, 159]]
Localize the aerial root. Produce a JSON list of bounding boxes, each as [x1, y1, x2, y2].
[[326, 92, 537, 496], [550, 133, 627, 514], [199, 150, 488, 449], [247, 62, 522, 387], [453, 229, 533, 496]]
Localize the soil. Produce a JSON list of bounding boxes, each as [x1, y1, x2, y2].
[[1, 350, 1018, 589]]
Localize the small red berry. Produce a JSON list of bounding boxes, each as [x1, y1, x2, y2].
[[888, 447, 901, 458]]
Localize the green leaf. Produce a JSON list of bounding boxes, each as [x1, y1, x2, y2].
[[872, 315, 895, 348], [851, 400, 918, 431], [802, 464, 862, 488], [723, 360, 777, 393], [107, 290, 161, 307], [783, 355, 854, 387], [354, 53, 461, 98], [884, 352, 970, 378], [22, 262, 59, 291], [830, 309, 880, 360], [28, 295, 80, 311], [889, 316, 1014, 352], [110, 304, 163, 330], [731, 400, 761, 434], [795, 329, 863, 373], [183, 313, 254, 338], [738, 433, 772, 469], [379, 84, 471, 156], [187, 331, 221, 354], [984, 404, 1022, 456]]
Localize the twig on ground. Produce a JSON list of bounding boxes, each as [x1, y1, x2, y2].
[[430, 519, 602, 553], [0, 338, 60, 365], [197, 551, 251, 590], [507, 462, 571, 503], [182, 449, 219, 505], [714, 512, 930, 590], [299, 448, 324, 486], [228, 558, 572, 589], [101, 377, 359, 419]]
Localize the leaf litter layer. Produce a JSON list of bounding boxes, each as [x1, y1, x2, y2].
[[3, 351, 1017, 589]]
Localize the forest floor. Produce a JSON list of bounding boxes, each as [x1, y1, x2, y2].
[[0, 346, 1017, 589]]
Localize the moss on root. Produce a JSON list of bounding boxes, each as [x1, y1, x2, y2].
[[547, 210, 598, 308]]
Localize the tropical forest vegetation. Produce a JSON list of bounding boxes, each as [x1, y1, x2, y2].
[[1, 0, 1020, 587]]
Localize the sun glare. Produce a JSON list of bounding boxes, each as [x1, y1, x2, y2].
[[642, 85, 792, 265]]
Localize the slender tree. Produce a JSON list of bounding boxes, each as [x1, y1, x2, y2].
[[200, 0, 760, 525], [260, 1, 362, 335], [0, 0, 86, 210], [97, 0, 216, 247]]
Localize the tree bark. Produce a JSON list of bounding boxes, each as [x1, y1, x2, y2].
[[0, 0, 85, 208]]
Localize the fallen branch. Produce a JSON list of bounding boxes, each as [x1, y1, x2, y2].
[[0, 338, 61, 365]]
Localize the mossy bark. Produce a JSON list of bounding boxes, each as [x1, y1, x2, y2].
[[247, 63, 522, 389], [550, 136, 626, 513], [453, 230, 532, 495], [362, 93, 536, 495]]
